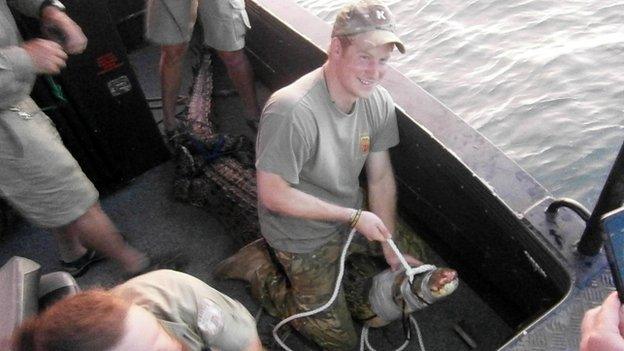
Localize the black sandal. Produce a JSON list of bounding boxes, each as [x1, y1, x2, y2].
[[60, 250, 105, 277]]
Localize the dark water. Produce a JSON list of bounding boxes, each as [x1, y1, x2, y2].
[[295, 0, 624, 210]]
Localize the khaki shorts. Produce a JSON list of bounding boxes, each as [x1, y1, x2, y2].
[[145, 0, 251, 51], [0, 99, 99, 228]]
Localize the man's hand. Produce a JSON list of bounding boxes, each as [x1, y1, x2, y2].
[[354, 210, 392, 242], [383, 246, 422, 271], [580, 291, 624, 351], [21, 39, 67, 74], [41, 7, 87, 54], [351, 210, 421, 270]]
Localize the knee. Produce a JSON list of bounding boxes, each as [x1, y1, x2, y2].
[[218, 49, 247, 69], [70, 202, 102, 225], [57, 202, 100, 233], [161, 45, 187, 67]]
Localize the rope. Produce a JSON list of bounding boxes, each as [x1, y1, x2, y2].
[[360, 315, 425, 351], [272, 228, 356, 351], [386, 239, 436, 283], [272, 229, 427, 351]]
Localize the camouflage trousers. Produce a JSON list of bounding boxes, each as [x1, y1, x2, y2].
[[250, 220, 428, 351]]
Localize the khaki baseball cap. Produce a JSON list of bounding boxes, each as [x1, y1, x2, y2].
[[332, 0, 405, 53]]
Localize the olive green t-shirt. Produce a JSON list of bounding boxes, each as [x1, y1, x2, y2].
[[256, 68, 399, 253]]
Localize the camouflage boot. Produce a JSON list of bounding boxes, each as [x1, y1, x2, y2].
[[213, 238, 271, 282]]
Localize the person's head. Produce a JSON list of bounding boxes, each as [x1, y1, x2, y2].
[[12, 290, 187, 351], [326, 0, 405, 104]]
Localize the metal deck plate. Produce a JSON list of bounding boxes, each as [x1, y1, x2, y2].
[[508, 267, 614, 350]]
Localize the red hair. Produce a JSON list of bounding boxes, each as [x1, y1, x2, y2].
[[12, 290, 130, 351]]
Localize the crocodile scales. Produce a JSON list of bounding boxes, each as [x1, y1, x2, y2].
[[171, 49, 258, 247]]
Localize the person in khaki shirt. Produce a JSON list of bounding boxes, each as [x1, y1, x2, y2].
[[12, 270, 264, 351], [0, 0, 148, 277]]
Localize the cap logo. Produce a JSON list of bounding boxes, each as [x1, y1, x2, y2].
[[375, 10, 386, 20]]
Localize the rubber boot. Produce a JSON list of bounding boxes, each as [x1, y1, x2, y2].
[[213, 238, 271, 282]]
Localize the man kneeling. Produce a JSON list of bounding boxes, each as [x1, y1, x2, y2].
[[12, 270, 263, 351]]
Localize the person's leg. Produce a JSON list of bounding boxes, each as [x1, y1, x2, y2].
[[215, 236, 358, 350], [217, 49, 260, 122], [160, 43, 189, 133], [197, 0, 260, 124], [56, 202, 147, 273], [254, 238, 358, 351], [53, 227, 103, 277], [145, 0, 196, 133], [53, 227, 87, 263]]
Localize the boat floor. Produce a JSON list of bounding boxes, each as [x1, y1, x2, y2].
[[0, 43, 514, 350]]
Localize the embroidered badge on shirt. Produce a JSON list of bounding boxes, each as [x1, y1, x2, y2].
[[359, 135, 371, 154], [197, 298, 224, 337]]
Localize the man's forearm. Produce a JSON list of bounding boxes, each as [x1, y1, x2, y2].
[[369, 173, 397, 255], [367, 166, 397, 234], [272, 187, 354, 223], [365, 150, 399, 259], [257, 170, 354, 225], [258, 165, 395, 243], [365, 151, 397, 231]]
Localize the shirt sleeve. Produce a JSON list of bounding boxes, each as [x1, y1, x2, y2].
[[371, 89, 399, 152], [197, 296, 257, 351], [255, 109, 314, 185], [0, 46, 36, 109]]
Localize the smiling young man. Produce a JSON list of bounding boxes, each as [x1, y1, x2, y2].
[[12, 270, 263, 351], [214, 1, 420, 350]]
